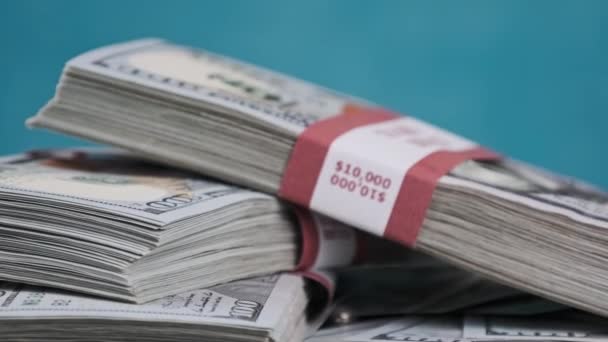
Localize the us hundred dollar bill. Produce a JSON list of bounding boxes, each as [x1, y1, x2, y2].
[[308, 313, 608, 342], [0, 149, 301, 302], [0, 149, 272, 225], [0, 274, 311, 342]]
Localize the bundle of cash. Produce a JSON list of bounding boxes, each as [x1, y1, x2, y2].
[[0, 149, 302, 303], [0, 274, 314, 342], [0, 148, 417, 304], [28, 39, 608, 318], [309, 312, 608, 342]]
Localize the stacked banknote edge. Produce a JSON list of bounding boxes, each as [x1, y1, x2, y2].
[[28, 38, 608, 317], [0, 274, 313, 342], [0, 240, 590, 342], [308, 312, 608, 342], [0, 149, 300, 303]]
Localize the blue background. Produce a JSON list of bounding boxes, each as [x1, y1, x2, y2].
[[1, 1, 607, 187]]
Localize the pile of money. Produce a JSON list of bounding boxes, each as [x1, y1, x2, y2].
[[0, 150, 300, 302], [28, 39, 608, 319], [0, 37, 605, 340]]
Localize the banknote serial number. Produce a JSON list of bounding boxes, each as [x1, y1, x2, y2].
[[329, 161, 392, 203]]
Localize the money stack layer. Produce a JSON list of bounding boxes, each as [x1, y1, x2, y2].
[[0, 150, 299, 303], [29, 39, 608, 317], [308, 312, 608, 342], [0, 274, 312, 342]]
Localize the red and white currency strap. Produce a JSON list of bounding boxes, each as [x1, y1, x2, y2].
[[280, 105, 499, 246], [292, 208, 365, 299], [294, 208, 365, 271]]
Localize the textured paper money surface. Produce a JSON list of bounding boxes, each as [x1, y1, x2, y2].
[[67, 39, 353, 134], [0, 274, 301, 329], [314, 315, 608, 342], [0, 150, 271, 225]]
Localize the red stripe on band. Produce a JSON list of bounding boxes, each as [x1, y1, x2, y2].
[[281, 104, 500, 247], [279, 105, 397, 206], [384, 147, 500, 245], [293, 208, 320, 270]]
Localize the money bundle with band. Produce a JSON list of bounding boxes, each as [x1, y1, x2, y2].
[[29, 39, 608, 317], [0, 274, 316, 342], [0, 148, 416, 304]]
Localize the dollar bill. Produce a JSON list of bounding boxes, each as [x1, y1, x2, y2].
[[448, 160, 608, 229], [463, 314, 608, 342], [0, 274, 309, 342], [308, 313, 608, 342], [0, 149, 300, 302], [64, 39, 355, 134], [0, 148, 271, 226]]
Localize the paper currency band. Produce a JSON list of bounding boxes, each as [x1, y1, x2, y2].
[[280, 105, 499, 246], [294, 208, 320, 270], [294, 208, 365, 270]]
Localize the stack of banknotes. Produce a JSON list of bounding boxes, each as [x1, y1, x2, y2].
[[0, 38, 605, 341]]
